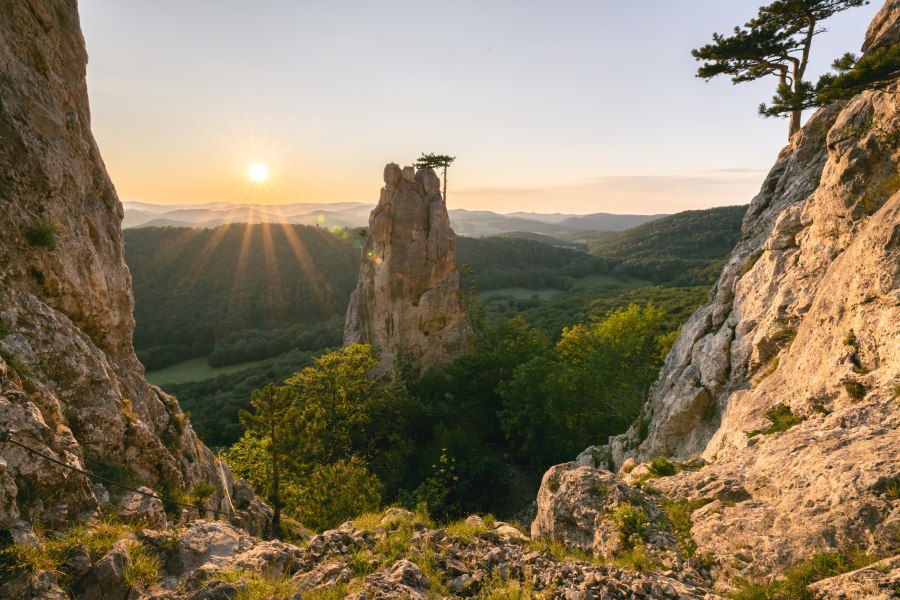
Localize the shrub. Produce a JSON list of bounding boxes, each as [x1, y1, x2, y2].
[[876, 478, 900, 499], [747, 404, 803, 437], [612, 544, 657, 573], [24, 220, 61, 248], [189, 481, 218, 509], [842, 380, 867, 402], [609, 502, 650, 545], [647, 457, 678, 478]]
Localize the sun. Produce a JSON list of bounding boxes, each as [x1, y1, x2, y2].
[[248, 163, 269, 182]]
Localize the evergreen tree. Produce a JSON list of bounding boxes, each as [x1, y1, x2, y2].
[[238, 383, 296, 531], [415, 152, 456, 202], [692, 0, 869, 140]]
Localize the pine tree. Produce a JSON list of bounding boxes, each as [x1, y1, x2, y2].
[[414, 152, 456, 203], [238, 383, 296, 532], [692, 0, 869, 140]]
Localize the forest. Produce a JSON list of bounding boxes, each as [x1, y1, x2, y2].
[[123, 205, 745, 525]]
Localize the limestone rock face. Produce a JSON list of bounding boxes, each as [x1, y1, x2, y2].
[[344, 163, 475, 375], [0, 0, 264, 533], [546, 1, 900, 581]]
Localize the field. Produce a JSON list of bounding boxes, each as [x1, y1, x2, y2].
[[479, 273, 650, 301], [146, 357, 267, 386]]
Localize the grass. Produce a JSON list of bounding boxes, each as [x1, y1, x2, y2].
[[660, 498, 710, 558], [145, 356, 270, 386], [0, 517, 136, 590], [480, 566, 553, 599], [202, 568, 302, 600], [611, 544, 657, 573], [730, 550, 880, 600], [123, 541, 162, 589], [876, 478, 900, 499], [24, 220, 61, 248], [526, 539, 598, 564], [747, 404, 804, 438], [770, 318, 798, 347], [445, 518, 490, 546]]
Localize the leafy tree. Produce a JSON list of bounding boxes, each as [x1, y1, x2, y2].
[[692, 0, 869, 140], [238, 383, 296, 530], [414, 152, 456, 202]]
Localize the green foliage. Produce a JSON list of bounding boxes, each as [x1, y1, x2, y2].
[[816, 45, 900, 105], [731, 549, 880, 600], [660, 498, 710, 558], [876, 477, 900, 499], [124, 225, 359, 370], [0, 517, 134, 590], [858, 172, 900, 216], [414, 152, 455, 169], [24, 219, 61, 248], [647, 457, 678, 478], [770, 318, 798, 347], [692, 0, 869, 136], [587, 206, 746, 285], [297, 459, 382, 531], [611, 544, 657, 573], [458, 236, 610, 292], [201, 568, 302, 600], [122, 541, 162, 589], [747, 404, 804, 438], [189, 481, 217, 508], [480, 566, 553, 599], [609, 502, 650, 546], [842, 379, 867, 401]]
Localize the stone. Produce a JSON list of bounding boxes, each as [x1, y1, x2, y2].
[[593, 7, 900, 577], [0, 0, 267, 535], [343, 163, 475, 376], [166, 521, 254, 577], [73, 540, 131, 600], [483, 523, 529, 543], [119, 486, 168, 530]]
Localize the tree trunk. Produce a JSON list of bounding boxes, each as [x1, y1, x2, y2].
[[442, 165, 448, 203], [271, 422, 281, 533], [789, 110, 802, 140]]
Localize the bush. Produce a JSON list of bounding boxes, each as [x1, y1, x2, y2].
[[747, 404, 804, 437], [647, 457, 678, 478], [24, 219, 61, 248], [842, 380, 867, 401], [609, 502, 650, 545]]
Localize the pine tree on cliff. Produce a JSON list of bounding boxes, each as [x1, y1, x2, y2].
[[692, 0, 869, 141], [415, 152, 455, 203]]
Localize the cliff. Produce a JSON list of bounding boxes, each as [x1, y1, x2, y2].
[[534, 1, 900, 591], [344, 163, 475, 376], [0, 0, 268, 541]]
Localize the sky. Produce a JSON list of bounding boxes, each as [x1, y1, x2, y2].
[[78, 0, 883, 214]]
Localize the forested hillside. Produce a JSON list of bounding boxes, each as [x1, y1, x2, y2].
[[124, 210, 744, 454], [124, 225, 360, 370], [588, 205, 747, 284]]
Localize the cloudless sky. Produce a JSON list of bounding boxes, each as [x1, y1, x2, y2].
[[78, 0, 882, 214]]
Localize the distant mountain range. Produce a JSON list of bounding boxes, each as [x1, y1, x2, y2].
[[121, 201, 665, 237]]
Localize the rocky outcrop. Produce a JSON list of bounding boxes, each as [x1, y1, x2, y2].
[[535, 1, 900, 591], [0, 0, 268, 536], [2, 511, 719, 599], [344, 164, 475, 376]]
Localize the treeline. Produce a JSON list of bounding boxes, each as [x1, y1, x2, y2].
[[456, 236, 606, 291], [124, 225, 361, 370], [588, 205, 746, 285]]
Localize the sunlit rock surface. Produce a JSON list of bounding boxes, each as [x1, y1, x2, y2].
[[344, 163, 475, 376]]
